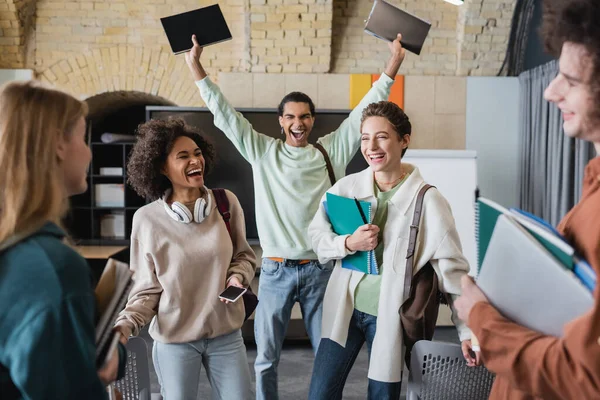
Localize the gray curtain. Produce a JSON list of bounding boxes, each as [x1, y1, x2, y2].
[[518, 60, 596, 226]]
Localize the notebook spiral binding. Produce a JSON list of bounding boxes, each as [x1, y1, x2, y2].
[[366, 204, 380, 275], [474, 188, 480, 275]]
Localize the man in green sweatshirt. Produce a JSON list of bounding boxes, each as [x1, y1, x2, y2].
[[186, 34, 405, 400]]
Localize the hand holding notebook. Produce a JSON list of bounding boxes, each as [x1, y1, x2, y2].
[[95, 258, 133, 368], [324, 193, 379, 274], [161, 4, 232, 55], [364, 0, 431, 55]]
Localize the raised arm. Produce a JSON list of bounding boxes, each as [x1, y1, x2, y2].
[[317, 34, 406, 168], [185, 35, 273, 163], [185, 34, 208, 82], [224, 190, 257, 288], [114, 237, 162, 339]]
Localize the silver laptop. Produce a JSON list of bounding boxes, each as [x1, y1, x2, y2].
[[364, 0, 431, 55]]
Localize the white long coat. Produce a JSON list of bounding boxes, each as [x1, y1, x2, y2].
[[308, 164, 471, 383]]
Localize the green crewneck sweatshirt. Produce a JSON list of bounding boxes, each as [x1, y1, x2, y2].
[[354, 174, 409, 316], [196, 74, 394, 259]]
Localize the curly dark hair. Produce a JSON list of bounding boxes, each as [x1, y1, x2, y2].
[[127, 118, 215, 201], [360, 101, 412, 156], [541, 0, 600, 120]]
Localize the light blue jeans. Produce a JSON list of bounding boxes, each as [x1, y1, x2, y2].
[[152, 329, 252, 400], [254, 258, 333, 400]]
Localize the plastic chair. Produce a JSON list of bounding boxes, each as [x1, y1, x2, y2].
[[113, 337, 151, 400], [406, 340, 495, 400]]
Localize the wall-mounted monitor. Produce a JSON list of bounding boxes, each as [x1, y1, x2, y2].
[[146, 106, 369, 241]]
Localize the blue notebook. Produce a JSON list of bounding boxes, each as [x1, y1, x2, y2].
[[509, 207, 596, 291], [324, 193, 379, 275]]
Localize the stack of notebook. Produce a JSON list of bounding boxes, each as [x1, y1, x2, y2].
[[324, 193, 379, 275], [475, 197, 595, 336], [95, 258, 133, 368]]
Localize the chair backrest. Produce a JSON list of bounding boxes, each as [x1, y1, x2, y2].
[[407, 340, 495, 400], [114, 337, 151, 400]]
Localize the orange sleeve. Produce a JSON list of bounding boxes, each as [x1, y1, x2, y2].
[[469, 299, 600, 400]]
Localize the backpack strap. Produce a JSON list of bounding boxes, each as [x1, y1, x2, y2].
[[313, 142, 336, 186], [212, 188, 231, 238], [403, 184, 435, 302], [212, 188, 259, 311]]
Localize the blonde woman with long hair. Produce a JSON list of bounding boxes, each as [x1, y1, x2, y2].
[[0, 81, 125, 398]]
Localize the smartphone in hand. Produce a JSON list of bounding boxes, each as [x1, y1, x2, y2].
[[218, 286, 247, 302]]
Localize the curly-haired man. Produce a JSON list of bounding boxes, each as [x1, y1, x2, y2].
[[455, 0, 600, 398]]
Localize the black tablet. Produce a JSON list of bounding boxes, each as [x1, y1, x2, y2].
[[160, 4, 232, 54]]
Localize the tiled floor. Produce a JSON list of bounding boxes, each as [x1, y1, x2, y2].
[[138, 326, 461, 399]]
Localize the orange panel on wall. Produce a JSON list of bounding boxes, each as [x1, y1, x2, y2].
[[372, 74, 404, 109], [349, 74, 373, 108]]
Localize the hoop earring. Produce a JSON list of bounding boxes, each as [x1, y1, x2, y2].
[[281, 127, 285, 135]]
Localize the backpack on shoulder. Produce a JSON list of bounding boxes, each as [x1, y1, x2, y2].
[[399, 184, 451, 367]]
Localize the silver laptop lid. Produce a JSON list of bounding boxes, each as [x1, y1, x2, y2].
[[364, 0, 431, 55]]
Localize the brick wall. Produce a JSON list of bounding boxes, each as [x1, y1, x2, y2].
[[29, 0, 250, 103], [0, 0, 35, 68], [249, 0, 333, 73], [0, 0, 516, 104], [331, 0, 515, 75], [457, 0, 515, 76]]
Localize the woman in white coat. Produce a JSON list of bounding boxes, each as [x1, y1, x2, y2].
[[307, 101, 478, 399]]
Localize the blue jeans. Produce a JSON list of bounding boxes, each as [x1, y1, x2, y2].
[[152, 329, 252, 400], [308, 309, 402, 400], [254, 258, 332, 400]]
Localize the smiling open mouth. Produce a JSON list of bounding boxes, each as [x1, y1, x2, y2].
[[291, 129, 305, 140], [186, 168, 203, 177]]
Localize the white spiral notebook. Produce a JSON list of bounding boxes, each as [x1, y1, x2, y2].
[[476, 214, 593, 337]]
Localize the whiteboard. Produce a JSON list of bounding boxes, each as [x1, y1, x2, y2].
[[403, 149, 477, 275]]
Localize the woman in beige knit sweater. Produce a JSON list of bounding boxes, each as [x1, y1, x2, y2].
[[114, 118, 257, 400]]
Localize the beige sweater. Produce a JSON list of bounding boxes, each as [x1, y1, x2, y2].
[[115, 189, 257, 343]]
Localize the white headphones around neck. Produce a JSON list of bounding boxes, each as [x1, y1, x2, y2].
[[162, 188, 212, 224]]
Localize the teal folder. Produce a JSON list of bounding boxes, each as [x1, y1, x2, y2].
[[508, 208, 574, 269], [475, 197, 509, 272], [324, 193, 378, 275]]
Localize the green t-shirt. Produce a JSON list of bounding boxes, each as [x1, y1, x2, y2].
[[354, 174, 409, 316]]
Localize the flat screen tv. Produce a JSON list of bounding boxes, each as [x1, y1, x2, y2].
[[146, 106, 369, 241]]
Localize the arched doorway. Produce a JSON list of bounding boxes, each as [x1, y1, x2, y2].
[[85, 91, 176, 142]]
